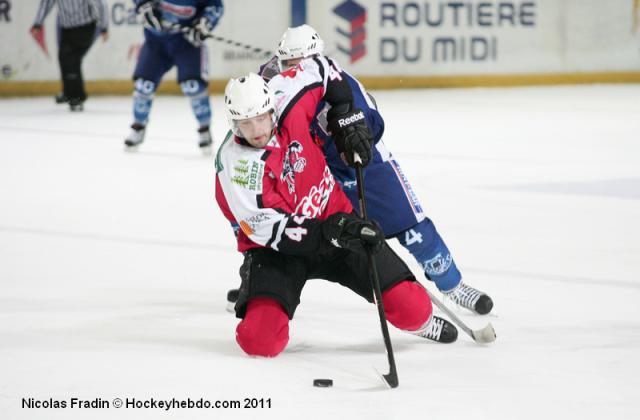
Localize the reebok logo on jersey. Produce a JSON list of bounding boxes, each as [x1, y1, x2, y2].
[[338, 111, 365, 128]]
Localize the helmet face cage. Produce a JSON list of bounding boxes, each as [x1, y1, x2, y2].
[[224, 73, 276, 138], [276, 24, 325, 71]]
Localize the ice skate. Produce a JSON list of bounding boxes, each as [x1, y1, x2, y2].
[[413, 315, 458, 343], [226, 288, 239, 313], [198, 125, 214, 156], [124, 123, 146, 151], [68, 98, 84, 112], [444, 282, 493, 315], [54, 92, 68, 104]]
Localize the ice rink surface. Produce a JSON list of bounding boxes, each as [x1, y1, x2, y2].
[[1, 85, 639, 419]]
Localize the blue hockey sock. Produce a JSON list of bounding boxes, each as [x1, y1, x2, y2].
[[180, 79, 211, 127], [396, 218, 462, 292], [132, 78, 156, 126]]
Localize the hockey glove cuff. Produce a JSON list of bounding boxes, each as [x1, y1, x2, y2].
[[327, 109, 373, 168]]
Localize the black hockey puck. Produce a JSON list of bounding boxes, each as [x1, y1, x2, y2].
[[313, 379, 333, 388]]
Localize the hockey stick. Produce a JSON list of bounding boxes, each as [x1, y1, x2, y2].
[[426, 289, 496, 343], [354, 154, 399, 389], [203, 34, 273, 58], [167, 23, 274, 58]]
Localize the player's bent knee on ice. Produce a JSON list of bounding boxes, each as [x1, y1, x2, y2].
[[382, 280, 432, 331], [235, 298, 290, 357]]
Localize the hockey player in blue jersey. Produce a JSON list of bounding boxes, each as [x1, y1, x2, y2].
[[245, 25, 494, 315], [124, 0, 223, 155]]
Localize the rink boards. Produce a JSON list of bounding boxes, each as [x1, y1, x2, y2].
[[1, 0, 639, 94]]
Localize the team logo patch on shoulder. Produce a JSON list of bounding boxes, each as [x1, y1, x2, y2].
[[231, 159, 265, 192]]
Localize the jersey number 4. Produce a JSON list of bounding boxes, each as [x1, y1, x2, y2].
[[404, 229, 423, 246], [285, 227, 308, 242]]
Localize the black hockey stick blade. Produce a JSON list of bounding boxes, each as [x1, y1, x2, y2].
[[373, 366, 398, 389], [383, 370, 399, 389]]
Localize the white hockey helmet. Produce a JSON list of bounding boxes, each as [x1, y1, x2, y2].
[[276, 24, 325, 70], [224, 73, 276, 137]]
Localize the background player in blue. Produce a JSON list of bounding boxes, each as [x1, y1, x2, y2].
[[259, 25, 494, 315], [124, 0, 223, 155]]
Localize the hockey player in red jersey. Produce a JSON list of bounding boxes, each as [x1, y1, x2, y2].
[[215, 73, 458, 357], [225, 25, 494, 316]]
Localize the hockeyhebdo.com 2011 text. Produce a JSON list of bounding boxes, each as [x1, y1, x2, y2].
[[22, 397, 273, 410]]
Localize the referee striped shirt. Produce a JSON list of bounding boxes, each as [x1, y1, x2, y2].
[[33, 0, 109, 31]]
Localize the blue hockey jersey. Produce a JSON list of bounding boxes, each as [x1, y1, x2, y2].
[[134, 0, 223, 34], [310, 69, 425, 237]]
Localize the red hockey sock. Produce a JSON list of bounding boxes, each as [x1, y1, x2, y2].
[[382, 280, 433, 332], [236, 297, 290, 357]]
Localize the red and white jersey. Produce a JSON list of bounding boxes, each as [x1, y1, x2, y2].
[[215, 56, 353, 254], [270, 55, 341, 126]]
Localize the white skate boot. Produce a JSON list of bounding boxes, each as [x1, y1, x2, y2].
[[124, 123, 146, 151]]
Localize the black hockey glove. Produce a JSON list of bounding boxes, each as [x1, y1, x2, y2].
[[136, 0, 163, 32], [327, 108, 373, 168], [183, 17, 214, 47], [322, 213, 384, 254]]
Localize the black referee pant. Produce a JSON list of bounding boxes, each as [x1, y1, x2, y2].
[[58, 21, 96, 102]]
